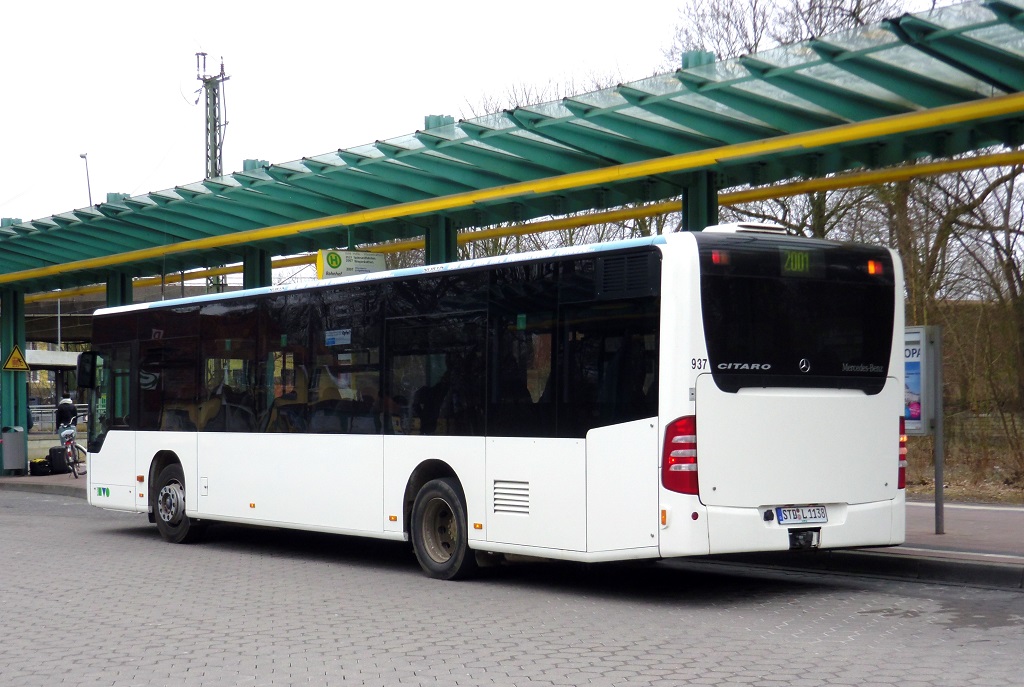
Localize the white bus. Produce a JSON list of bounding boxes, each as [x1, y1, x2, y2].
[[78, 225, 906, 579]]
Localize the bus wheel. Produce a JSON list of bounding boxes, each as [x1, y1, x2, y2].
[[411, 478, 478, 580], [154, 464, 204, 544]]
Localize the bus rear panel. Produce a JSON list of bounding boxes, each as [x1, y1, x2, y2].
[[658, 231, 904, 557]]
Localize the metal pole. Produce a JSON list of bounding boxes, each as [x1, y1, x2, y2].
[[79, 153, 93, 206], [932, 326, 945, 534]]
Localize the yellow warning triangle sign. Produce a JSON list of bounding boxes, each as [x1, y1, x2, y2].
[[3, 345, 30, 372]]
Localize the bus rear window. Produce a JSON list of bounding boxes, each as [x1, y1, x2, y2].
[[696, 235, 895, 394]]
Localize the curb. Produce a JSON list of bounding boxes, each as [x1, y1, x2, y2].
[[708, 549, 1024, 591], [0, 480, 87, 500]]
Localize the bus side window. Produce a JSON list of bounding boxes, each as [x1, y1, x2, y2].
[[137, 339, 199, 432], [385, 313, 485, 437], [559, 299, 659, 436]]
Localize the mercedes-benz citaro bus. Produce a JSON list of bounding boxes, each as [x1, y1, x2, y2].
[[77, 223, 906, 580]]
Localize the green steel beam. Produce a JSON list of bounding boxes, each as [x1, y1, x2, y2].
[[681, 171, 718, 232], [425, 216, 456, 265], [617, 89, 782, 144], [106, 272, 133, 307], [809, 39, 984, 108], [0, 289, 28, 473], [457, 119, 598, 174], [506, 108, 665, 164], [741, 56, 914, 121], [413, 131, 566, 180], [560, 98, 726, 155], [885, 14, 1024, 92], [242, 247, 272, 289], [671, 74, 848, 132], [385, 148, 528, 190]]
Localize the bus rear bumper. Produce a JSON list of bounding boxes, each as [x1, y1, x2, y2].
[[704, 495, 906, 555]]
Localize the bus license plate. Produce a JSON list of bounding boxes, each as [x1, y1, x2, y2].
[[776, 506, 827, 525]]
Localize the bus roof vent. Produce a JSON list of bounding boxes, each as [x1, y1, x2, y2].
[[596, 252, 660, 299], [702, 223, 793, 235]]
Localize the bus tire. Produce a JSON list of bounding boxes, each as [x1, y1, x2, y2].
[[411, 478, 478, 580], [154, 463, 204, 544]]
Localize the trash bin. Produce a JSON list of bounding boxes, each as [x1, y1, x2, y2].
[[1, 426, 27, 473]]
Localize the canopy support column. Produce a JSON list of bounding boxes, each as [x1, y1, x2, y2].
[[243, 248, 272, 289], [425, 216, 457, 265], [106, 272, 133, 307], [0, 289, 28, 474], [681, 171, 719, 231]]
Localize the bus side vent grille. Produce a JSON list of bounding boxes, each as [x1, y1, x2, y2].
[[493, 480, 530, 515], [597, 252, 658, 299]]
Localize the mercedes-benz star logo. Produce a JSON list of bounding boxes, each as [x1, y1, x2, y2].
[[799, 358, 811, 373]]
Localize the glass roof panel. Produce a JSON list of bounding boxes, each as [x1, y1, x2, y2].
[[920, 1, 998, 29], [344, 144, 386, 160], [668, 92, 777, 127], [465, 112, 518, 132], [746, 42, 824, 70], [378, 133, 425, 151], [463, 139, 528, 159], [276, 161, 316, 173], [623, 72, 691, 98], [818, 26, 900, 53], [306, 153, 347, 167], [573, 88, 631, 110], [798, 63, 919, 108], [507, 129, 579, 151], [730, 80, 838, 117], [614, 106, 703, 131], [520, 100, 574, 120], [867, 46, 998, 95], [419, 122, 469, 141], [569, 118, 633, 138], [966, 25, 1024, 59]]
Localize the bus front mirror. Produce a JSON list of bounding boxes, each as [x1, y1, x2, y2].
[[77, 351, 98, 389]]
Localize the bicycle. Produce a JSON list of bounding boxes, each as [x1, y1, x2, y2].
[[58, 424, 87, 478]]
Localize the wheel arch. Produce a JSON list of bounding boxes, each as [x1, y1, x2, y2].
[[147, 450, 182, 523], [403, 459, 462, 536]]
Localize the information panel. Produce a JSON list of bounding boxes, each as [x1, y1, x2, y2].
[[316, 250, 386, 279], [904, 326, 933, 437]]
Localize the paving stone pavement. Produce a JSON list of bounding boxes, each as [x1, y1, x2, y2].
[[1, 489, 1022, 687]]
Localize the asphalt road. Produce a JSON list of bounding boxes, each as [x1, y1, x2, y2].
[[2, 490, 1022, 687]]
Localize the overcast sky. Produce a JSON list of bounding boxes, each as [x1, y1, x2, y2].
[[1, 1, 682, 224]]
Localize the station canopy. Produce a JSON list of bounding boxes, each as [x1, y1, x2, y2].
[[3, 0, 1024, 293]]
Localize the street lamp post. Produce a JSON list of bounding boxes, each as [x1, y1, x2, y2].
[[79, 153, 93, 206]]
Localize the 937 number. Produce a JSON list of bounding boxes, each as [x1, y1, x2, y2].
[[691, 358, 708, 370]]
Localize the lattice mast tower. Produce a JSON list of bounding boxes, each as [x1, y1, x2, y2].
[[196, 53, 229, 179], [196, 54, 230, 293]]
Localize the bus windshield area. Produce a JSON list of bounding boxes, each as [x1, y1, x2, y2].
[[696, 234, 895, 394]]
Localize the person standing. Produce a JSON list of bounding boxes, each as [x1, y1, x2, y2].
[[55, 392, 77, 430]]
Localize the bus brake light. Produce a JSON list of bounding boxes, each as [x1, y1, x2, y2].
[[663, 416, 698, 495], [867, 259, 884, 275], [898, 416, 907, 489]]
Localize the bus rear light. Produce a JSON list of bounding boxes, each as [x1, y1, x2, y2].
[[898, 416, 907, 489], [663, 416, 698, 495], [867, 259, 884, 275]]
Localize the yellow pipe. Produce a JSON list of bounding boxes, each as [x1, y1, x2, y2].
[[719, 150, 1024, 205], [23, 147, 1024, 304], [6, 91, 1024, 287]]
